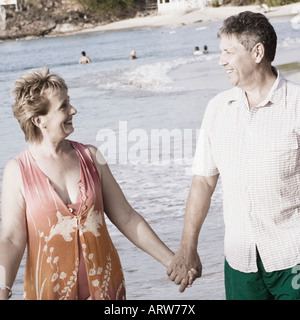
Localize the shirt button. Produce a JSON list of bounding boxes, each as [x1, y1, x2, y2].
[[82, 205, 87, 211]]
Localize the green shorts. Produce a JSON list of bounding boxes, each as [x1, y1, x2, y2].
[[224, 252, 300, 300]]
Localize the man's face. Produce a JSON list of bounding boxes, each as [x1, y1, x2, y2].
[[219, 34, 256, 89]]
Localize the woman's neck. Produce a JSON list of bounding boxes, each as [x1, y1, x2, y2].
[[28, 138, 71, 158]]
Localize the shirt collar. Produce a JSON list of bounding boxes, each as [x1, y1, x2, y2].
[[227, 68, 287, 109]]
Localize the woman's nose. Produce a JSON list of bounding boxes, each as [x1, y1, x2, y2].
[[70, 105, 77, 115]]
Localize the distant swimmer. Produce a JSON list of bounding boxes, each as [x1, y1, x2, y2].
[[130, 49, 137, 60], [203, 45, 209, 54], [79, 51, 91, 64], [194, 46, 202, 55]]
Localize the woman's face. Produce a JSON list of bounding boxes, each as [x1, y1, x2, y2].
[[39, 89, 77, 141]]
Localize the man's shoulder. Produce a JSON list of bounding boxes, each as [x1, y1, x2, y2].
[[207, 87, 240, 109], [201, 87, 240, 125], [214, 86, 239, 99], [286, 78, 300, 91], [283, 77, 300, 107]]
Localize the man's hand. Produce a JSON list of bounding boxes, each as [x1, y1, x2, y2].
[[167, 247, 202, 292], [167, 175, 218, 292]]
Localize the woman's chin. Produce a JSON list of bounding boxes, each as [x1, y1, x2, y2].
[[62, 123, 74, 135]]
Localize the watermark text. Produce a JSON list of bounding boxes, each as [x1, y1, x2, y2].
[[96, 121, 199, 168]]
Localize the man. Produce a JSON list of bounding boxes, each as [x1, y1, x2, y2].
[[194, 46, 201, 55], [167, 11, 300, 300], [130, 49, 137, 60], [79, 51, 91, 64]]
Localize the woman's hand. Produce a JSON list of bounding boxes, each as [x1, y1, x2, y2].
[[167, 247, 202, 292]]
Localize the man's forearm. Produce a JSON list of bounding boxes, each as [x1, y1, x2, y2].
[[167, 174, 219, 292], [180, 174, 219, 250]]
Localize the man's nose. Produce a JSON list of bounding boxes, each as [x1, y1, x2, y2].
[[218, 54, 227, 66]]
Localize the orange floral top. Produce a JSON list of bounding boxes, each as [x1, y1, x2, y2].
[[16, 141, 126, 300]]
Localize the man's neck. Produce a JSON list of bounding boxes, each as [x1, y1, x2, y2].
[[244, 66, 277, 110]]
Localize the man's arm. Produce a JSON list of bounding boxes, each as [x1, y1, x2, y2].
[[167, 174, 219, 292]]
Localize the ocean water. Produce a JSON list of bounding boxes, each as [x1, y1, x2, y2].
[[1, 15, 300, 300]]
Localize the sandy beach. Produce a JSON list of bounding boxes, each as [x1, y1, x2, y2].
[[75, 3, 300, 35]]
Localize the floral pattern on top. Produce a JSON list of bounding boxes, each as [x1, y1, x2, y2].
[[17, 141, 126, 300]]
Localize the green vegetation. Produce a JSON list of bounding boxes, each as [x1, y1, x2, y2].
[[262, 0, 299, 7], [74, 0, 300, 15], [17, 0, 300, 25], [277, 62, 300, 74], [75, 0, 133, 13], [18, 0, 148, 20], [73, 0, 145, 18]]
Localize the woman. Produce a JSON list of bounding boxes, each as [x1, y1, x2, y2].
[[0, 67, 194, 300]]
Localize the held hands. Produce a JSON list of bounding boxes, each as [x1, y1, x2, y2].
[[167, 248, 202, 293]]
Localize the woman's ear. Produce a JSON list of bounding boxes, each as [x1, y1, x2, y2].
[[252, 43, 264, 63], [31, 116, 46, 129]]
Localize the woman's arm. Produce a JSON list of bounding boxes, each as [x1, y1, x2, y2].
[[0, 159, 27, 300], [87, 146, 174, 268]]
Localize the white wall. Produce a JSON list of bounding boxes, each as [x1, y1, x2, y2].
[[157, 0, 206, 14]]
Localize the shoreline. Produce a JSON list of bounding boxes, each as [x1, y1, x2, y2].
[[2, 3, 299, 41], [61, 3, 300, 37]]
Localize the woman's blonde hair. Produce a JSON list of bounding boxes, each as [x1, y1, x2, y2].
[[11, 67, 68, 142]]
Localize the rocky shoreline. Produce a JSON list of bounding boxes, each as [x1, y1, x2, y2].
[[0, 1, 147, 41]]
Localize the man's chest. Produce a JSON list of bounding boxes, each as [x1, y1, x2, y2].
[[209, 103, 300, 177]]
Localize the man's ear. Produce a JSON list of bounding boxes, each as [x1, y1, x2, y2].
[[252, 43, 264, 63], [31, 116, 46, 129]]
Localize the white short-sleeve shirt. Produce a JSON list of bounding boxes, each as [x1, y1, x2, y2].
[[192, 72, 300, 272]]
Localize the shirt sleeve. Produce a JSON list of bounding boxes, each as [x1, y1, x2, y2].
[[192, 102, 219, 177]]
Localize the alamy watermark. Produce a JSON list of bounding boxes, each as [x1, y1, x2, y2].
[[96, 121, 199, 169]]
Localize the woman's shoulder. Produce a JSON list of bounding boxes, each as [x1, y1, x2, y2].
[[85, 144, 107, 166], [5, 158, 21, 172], [69, 140, 107, 166], [3, 158, 23, 189]]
